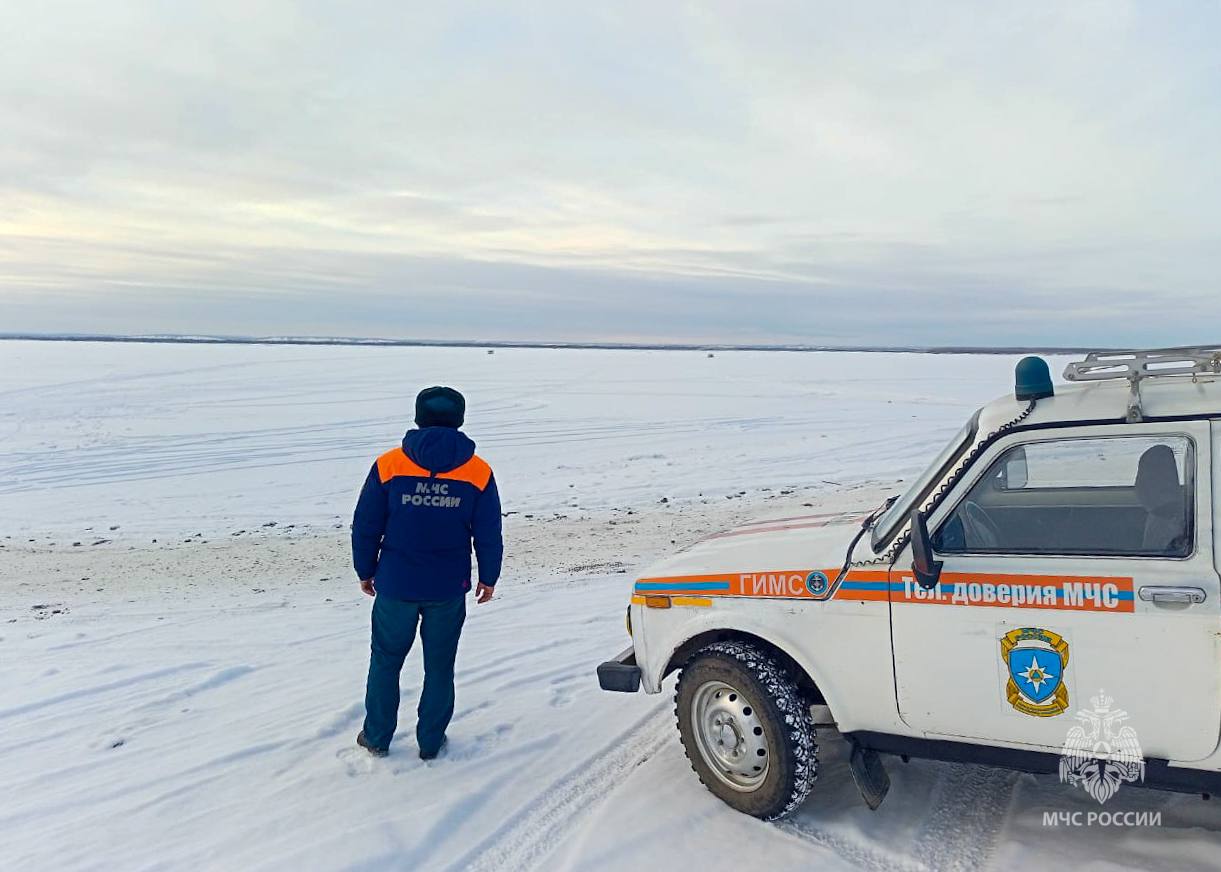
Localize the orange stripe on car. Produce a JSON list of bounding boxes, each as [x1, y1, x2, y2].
[[634, 568, 889, 600], [630, 568, 1134, 613]]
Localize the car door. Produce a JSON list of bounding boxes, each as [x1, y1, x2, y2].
[[888, 421, 1221, 761]]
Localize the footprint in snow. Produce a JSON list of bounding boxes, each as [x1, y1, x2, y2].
[[549, 685, 575, 708], [387, 724, 516, 774], [336, 746, 379, 778], [441, 723, 515, 763]]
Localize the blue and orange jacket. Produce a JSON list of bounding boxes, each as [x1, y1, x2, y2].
[[352, 427, 503, 601]]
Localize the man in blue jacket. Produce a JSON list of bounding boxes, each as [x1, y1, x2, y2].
[[351, 386, 503, 759]]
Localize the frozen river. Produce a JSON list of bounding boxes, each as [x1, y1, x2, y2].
[[1, 342, 1214, 872]]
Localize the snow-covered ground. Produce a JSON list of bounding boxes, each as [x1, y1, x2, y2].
[[1, 342, 1217, 871], [0, 341, 1025, 538]]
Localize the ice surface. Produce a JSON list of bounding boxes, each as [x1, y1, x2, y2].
[[0, 342, 1215, 871], [0, 341, 1036, 537]]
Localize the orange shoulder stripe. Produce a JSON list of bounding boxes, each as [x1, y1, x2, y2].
[[437, 455, 493, 491], [376, 448, 429, 483]]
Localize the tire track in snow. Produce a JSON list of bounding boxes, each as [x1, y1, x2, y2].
[[778, 813, 924, 872], [781, 758, 1018, 872], [448, 701, 672, 872], [907, 762, 1018, 872]]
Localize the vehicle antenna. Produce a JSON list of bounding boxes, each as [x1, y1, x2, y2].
[[834, 495, 898, 584]]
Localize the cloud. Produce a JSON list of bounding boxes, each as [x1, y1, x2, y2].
[[1, 1, 1219, 345]]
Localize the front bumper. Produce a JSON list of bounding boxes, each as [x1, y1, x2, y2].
[[597, 646, 642, 693]]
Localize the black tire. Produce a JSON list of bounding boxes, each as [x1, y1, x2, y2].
[[675, 640, 818, 820]]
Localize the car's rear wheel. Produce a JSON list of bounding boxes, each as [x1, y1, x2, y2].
[[675, 640, 817, 820]]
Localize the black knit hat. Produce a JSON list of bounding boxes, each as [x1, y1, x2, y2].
[[415, 386, 465, 429]]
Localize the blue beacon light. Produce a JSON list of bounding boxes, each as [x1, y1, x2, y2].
[[1014, 356, 1055, 401]]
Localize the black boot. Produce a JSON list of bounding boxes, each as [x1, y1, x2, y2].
[[356, 730, 388, 758]]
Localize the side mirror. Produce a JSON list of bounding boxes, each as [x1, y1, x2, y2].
[[910, 509, 943, 590]]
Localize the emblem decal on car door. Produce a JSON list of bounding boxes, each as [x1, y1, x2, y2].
[[1000, 627, 1070, 716]]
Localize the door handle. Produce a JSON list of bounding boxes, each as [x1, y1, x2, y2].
[[1137, 585, 1207, 605]]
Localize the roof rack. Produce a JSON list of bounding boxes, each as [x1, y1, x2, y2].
[[1063, 347, 1221, 423]]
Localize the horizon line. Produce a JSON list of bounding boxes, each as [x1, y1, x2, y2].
[[0, 331, 1108, 355]]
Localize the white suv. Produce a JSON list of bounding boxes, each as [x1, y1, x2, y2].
[[598, 349, 1221, 819]]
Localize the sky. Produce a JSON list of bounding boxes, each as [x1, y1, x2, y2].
[[1, 1, 1219, 347]]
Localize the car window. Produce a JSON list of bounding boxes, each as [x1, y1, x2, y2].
[[933, 434, 1194, 558]]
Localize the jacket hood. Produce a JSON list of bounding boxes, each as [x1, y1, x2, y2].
[[403, 427, 476, 474]]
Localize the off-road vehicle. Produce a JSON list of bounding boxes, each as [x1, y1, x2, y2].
[[599, 349, 1221, 819]]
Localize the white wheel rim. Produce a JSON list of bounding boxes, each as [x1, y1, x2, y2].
[[691, 679, 771, 791]]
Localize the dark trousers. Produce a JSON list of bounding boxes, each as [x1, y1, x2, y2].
[[362, 594, 466, 753]]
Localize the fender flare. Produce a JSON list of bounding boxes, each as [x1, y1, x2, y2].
[[654, 619, 841, 719]]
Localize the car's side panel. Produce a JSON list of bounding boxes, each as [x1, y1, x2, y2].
[[633, 593, 908, 735], [626, 513, 910, 733]]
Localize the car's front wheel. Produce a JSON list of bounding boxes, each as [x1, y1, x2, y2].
[[675, 640, 818, 820]]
